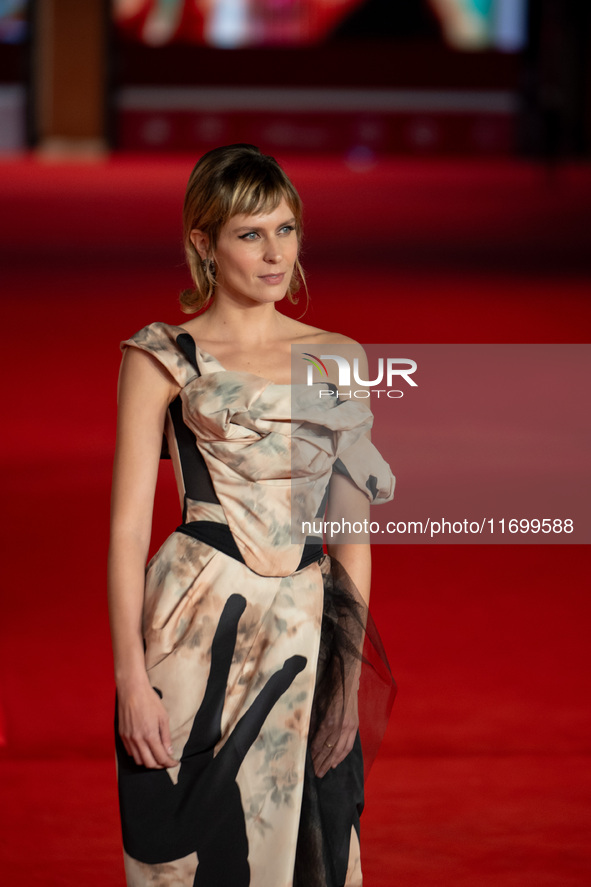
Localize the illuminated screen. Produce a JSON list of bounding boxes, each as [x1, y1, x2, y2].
[[0, 0, 28, 43], [429, 0, 528, 51], [114, 0, 364, 48], [113, 0, 528, 50]]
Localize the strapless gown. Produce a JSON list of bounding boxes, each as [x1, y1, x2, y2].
[[115, 322, 396, 887]]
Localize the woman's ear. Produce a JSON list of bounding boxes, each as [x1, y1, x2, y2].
[[190, 229, 210, 260]]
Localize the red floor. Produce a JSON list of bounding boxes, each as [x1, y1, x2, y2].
[[0, 155, 590, 885]]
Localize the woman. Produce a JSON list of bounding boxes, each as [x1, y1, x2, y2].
[[108, 144, 396, 887]]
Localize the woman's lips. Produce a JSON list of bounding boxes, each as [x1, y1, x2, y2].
[[259, 272, 285, 284]]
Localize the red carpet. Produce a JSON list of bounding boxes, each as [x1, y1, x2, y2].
[[0, 155, 589, 885]]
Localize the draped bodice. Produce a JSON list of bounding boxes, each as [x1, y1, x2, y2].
[[121, 322, 395, 576]]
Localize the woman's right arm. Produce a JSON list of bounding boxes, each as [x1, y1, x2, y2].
[[108, 345, 179, 770]]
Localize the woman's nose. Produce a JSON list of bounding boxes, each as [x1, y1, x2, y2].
[[263, 237, 282, 263]]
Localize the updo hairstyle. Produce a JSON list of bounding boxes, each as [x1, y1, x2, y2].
[[180, 144, 306, 314]]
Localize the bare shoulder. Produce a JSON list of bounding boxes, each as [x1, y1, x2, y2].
[[286, 319, 362, 348]]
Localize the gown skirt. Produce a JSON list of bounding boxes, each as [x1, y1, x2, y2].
[[115, 323, 397, 887]]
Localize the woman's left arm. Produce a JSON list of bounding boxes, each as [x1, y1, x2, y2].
[[322, 336, 373, 605], [311, 471, 371, 778]]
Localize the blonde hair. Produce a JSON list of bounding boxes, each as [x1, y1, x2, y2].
[[180, 144, 307, 314]]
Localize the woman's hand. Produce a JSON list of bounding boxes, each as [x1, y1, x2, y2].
[[117, 677, 179, 770], [310, 690, 359, 779]]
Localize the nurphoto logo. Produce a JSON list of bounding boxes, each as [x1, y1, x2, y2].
[[302, 353, 418, 399]]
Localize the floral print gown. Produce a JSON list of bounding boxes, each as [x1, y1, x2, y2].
[[115, 322, 396, 887]]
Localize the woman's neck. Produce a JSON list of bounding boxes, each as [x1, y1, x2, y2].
[[190, 299, 292, 348]]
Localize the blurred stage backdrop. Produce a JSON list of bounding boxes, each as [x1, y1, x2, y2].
[[3, 0, 590, 158]]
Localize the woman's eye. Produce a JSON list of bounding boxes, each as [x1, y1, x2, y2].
[[238, 226, 294, 240]]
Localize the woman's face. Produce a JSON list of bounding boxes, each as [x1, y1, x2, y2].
[[193, 197, 298, 306]]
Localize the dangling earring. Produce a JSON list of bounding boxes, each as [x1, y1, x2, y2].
[[202, 258, 215, 275]]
